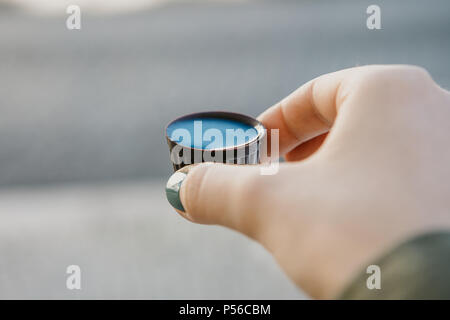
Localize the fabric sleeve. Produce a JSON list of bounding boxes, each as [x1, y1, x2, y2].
[[338, 231, 450, 299]]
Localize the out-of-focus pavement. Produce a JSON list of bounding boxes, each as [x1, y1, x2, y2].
[[0, 0, 449, 298], [0, 180, 303, 299], [1, 0, 449, 186]]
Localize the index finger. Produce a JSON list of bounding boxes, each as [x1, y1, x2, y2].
[[257, 67, 356, 156]]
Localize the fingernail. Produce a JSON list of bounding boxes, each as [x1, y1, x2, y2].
[[165, 165, 195, 212]]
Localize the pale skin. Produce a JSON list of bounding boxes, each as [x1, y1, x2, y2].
[[173, 65, 450, 299]]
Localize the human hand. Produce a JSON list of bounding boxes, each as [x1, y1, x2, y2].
[[166, 65, 450, 299]]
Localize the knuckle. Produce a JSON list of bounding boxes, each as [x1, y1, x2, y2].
[[343, 65, 437, 113], [235, 171, 266, 211], [233, 170, 271, 237], [356, 65, 434, 91]]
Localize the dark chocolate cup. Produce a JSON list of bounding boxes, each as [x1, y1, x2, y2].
[[165, 111, 266, 171]]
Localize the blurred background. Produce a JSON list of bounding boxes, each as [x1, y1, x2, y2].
[[0, 0, 449, 299]]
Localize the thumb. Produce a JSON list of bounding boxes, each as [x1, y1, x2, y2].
[[166, 162, 272, 239]]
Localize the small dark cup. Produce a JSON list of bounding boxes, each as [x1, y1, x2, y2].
[[165, 111, 266, 171]]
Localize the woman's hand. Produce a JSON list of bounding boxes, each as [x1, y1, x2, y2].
[[169, 65, 450, 299]]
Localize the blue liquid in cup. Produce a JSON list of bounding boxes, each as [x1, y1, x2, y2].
[[167, 117, 258, 150]]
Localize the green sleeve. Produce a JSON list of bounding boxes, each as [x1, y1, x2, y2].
[[338, 231, 450, 299]]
